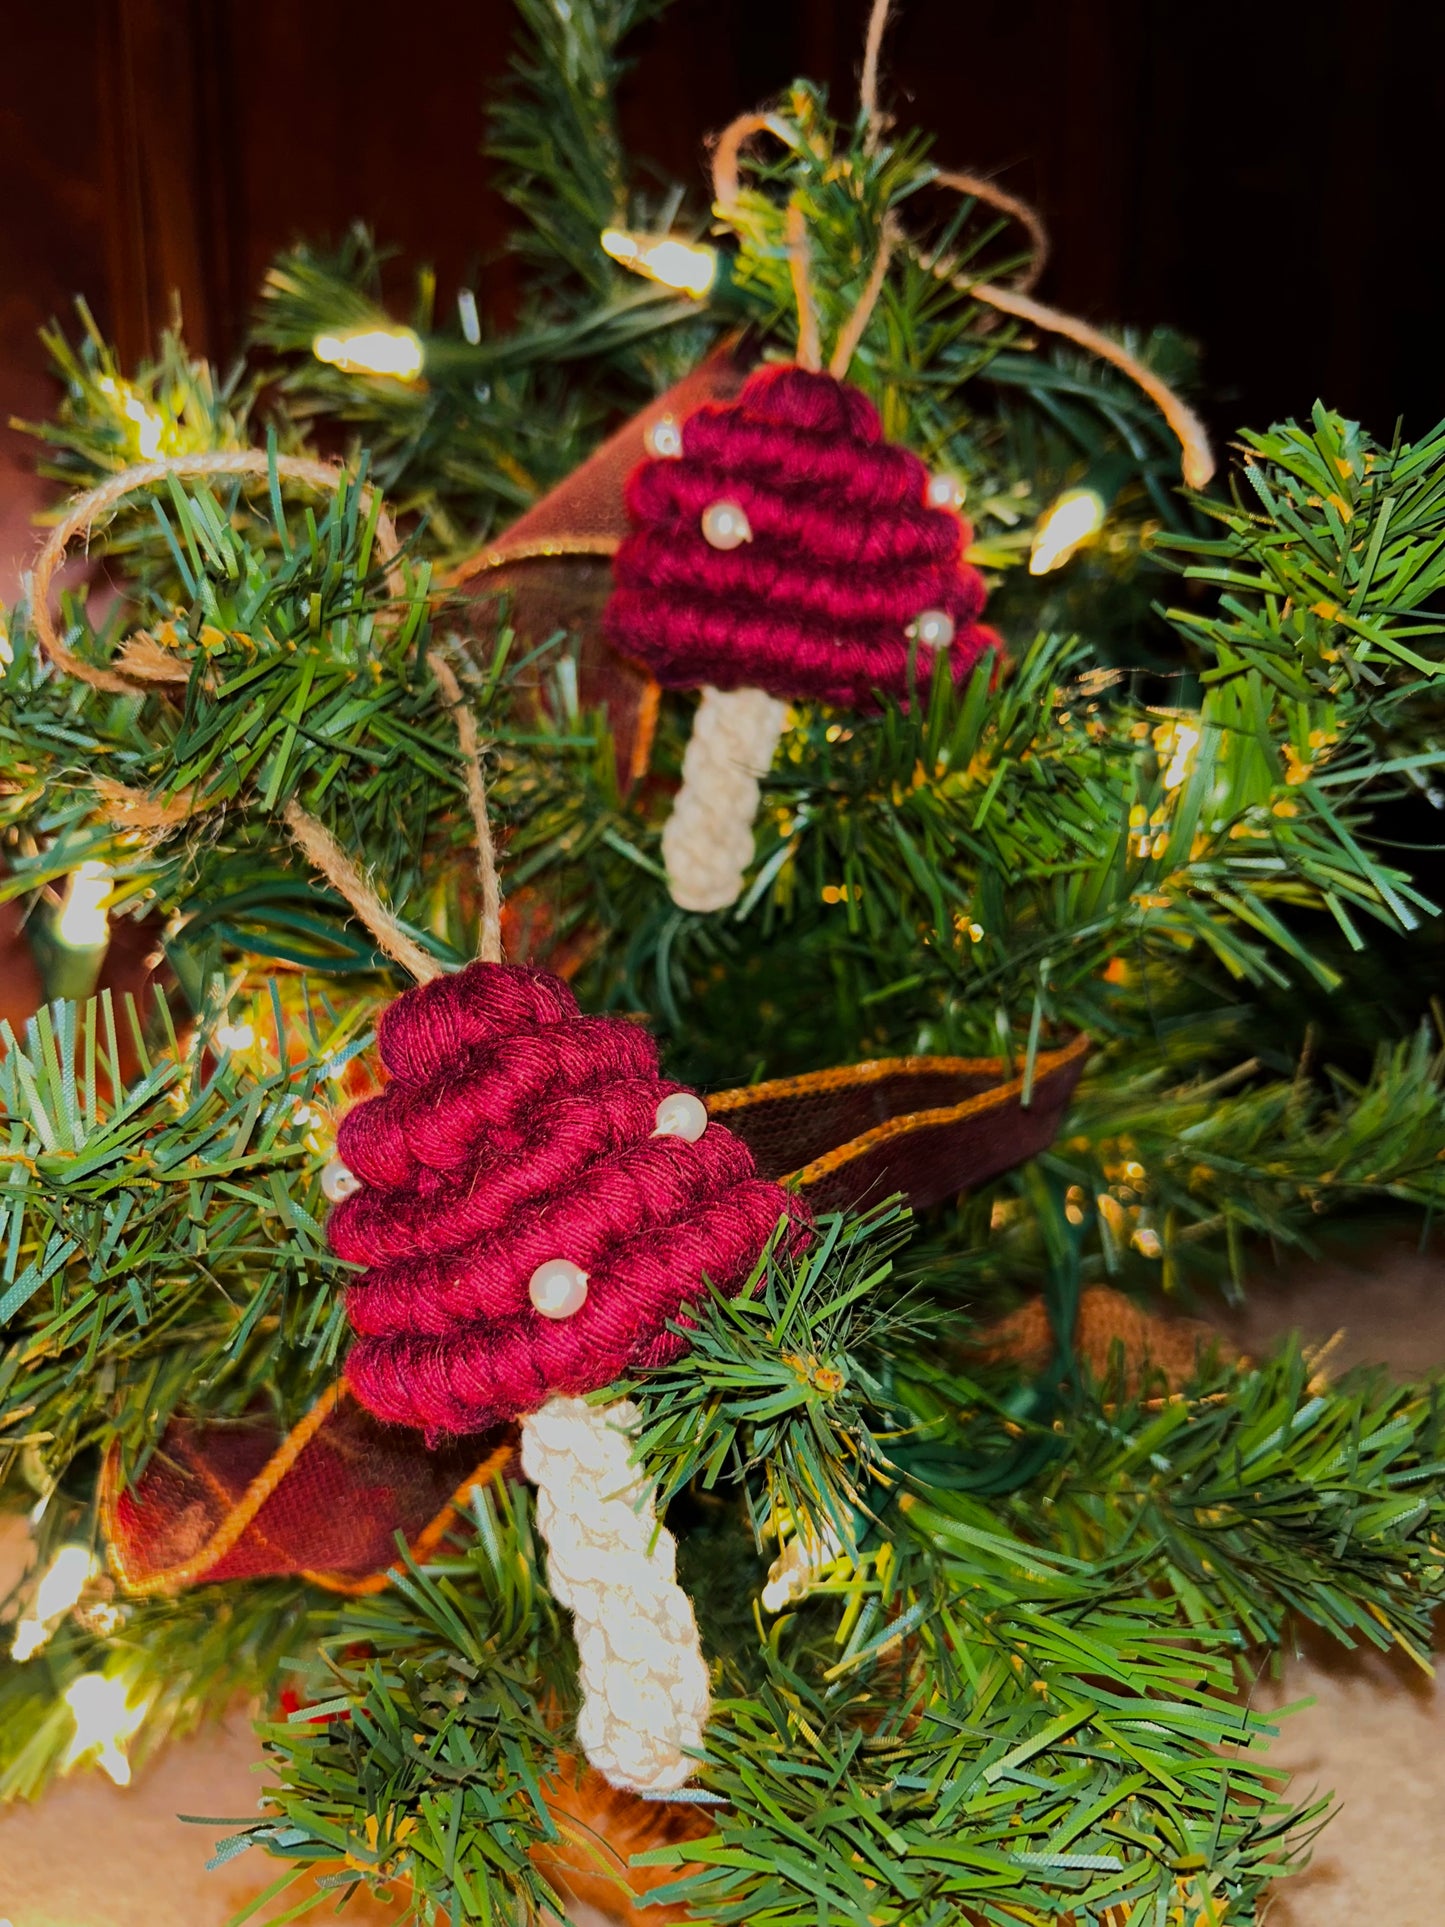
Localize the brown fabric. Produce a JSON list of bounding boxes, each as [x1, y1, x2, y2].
[[102, 1038, 1090, 1598], [712, 1034, 1090, 1213], [973, 1285, 1231, 1392], [445, 343, 753, 791], [103, 1384, 512, 1595]]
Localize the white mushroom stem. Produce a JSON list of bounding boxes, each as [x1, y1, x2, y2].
[[519, 1395, 710, 1793], [662, 684, 789, 913]]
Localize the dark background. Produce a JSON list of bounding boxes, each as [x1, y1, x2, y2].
[[1, 0, 1440, 586]]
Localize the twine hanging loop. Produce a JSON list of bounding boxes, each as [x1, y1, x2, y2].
[[28, 454, 501, 981], [710, 0, 1215, 487]]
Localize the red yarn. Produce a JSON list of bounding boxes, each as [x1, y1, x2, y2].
[[606, 364, 1000, 709], [329, 961, 807, 1436]]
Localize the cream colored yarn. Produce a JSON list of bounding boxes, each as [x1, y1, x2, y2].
[[661, 685, 789, 913], [519, 1395, 711, 1793]]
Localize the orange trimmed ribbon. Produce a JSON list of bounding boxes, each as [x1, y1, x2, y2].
[[102, 1384, 513, 1597], [103, 1037, 1085, 1596], [447, 344, 753, 793], [713, 1033, 1089, 1213]]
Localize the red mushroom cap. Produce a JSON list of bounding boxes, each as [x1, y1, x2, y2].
[[329, 962, 807, 1436], [606, 364, 999, 709]]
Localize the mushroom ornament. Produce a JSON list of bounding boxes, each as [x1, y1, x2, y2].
[[326, 959, 807, 1791], [606, 364, 1000, 911]]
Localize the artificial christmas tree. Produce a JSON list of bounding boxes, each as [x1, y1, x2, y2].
[[4, 2, 1445, 1922]]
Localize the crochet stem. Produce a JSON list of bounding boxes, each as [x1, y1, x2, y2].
[[520, 1396, 710, 1794], [662, 684, 789, 914]]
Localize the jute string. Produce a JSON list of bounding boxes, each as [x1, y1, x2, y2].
[[30, 454, 501, 982], [31, 453, 405, 694], [859, 0, 893, 150], [915, 248, 1214, 487], [41, 478, 713, 1792], [712, 0, 1213, 486], [716, 134, 893, 386]]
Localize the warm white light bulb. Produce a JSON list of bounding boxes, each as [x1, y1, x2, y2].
[[56, 861, 111, 949], [126, 396, 163, 458], [600, 228, 718, 299], [11, 1544, 97, 1660], [213, 1020, 255, 1053], [11, 1620, 48, 1662], [97, 375, 164, 457], [35, 1544, 95, 1621], [313, 327, 425, 382], [1029, 487, 1107, 575], [1160, 719, 1201, 791], [762, 1520, 845, 1611], [456, 287, 481, 345], [63, 1671, 145, 1785]]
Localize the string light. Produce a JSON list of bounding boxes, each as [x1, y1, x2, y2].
[[56, 860, 111, 949], [213, 1020, 256, 1053], [762, 1519, 845, 1611], [1028, 486, 1107, 575], [96, 375, 164, 458], [313, 326, 425, 381], [63, 1671, 147, 1785], [10, 1622, 48, 1662], [11, 1544, 98, 1661], [456, 287, 481, 345], [600, 228, 718, 298], [1155, 718, 1202, 791]]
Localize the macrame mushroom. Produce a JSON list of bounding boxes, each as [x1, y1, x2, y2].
[[606, 361, 999, 911], [326, 959, 807, 1791]]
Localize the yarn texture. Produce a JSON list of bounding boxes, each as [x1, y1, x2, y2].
[[660, 684, 789, 912], [330, 960, 805, 1436], [521, 1395, 710, 1792], [606, 363, 999, 710]]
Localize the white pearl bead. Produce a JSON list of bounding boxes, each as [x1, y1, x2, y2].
[[911, 608, 955, 651], [529, 1258, 590, 1320], [926, 472, 964, 511], [645, 414, 684, 459], [321, 1158, 361, 1203], [652, 1091, 708, 1143], [700, 499, 752, 550]]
